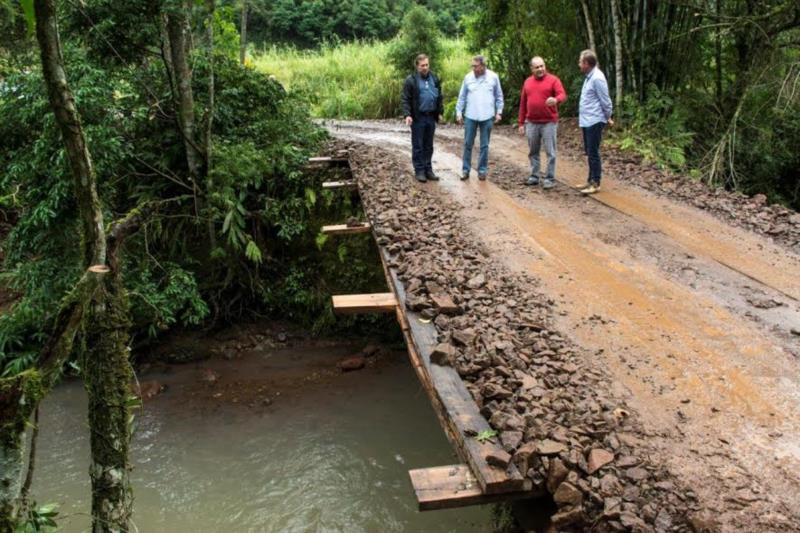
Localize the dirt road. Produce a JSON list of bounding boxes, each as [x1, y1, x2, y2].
[[328, 120, 800, 531]]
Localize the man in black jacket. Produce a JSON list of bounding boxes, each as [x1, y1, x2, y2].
[[401, 54, 444, 182]]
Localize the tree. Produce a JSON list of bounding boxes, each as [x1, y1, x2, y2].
[[388, 5, 442, 75], [33, 0, 135, 529]]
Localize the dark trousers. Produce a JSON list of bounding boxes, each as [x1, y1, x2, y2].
[[581, 122, 605, 184], [411, 113, 436, 173]]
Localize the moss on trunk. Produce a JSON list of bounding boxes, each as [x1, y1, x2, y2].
[[81, 273, 134, 532], [0, 371, 44, 532]]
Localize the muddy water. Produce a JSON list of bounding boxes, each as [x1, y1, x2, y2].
[[31, 343, 492, 532]]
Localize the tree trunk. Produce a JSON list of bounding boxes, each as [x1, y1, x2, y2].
[[166, 2, 203, 181], [34, 1, 134, 530], [610, 0, 624, 112], [239, 0, 248, 65], [715, 0, 723, 110], [34, 0, 105, 268], [0, 372, 43, 531], [82, 273, 134, 533], [580, 0, 596, 51]]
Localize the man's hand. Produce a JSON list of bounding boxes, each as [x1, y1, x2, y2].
[[456, 114, 463, 125], [545, 97, 558, 107], [494, 113, 502, 123], [405, 116, 413, 127], [608, 118, 615, 127], [518, 125, 525, 135], [438, 114, 443, 123]]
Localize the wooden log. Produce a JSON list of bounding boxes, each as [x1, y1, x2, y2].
[[321, 223, 371, 235], [322, 180, 357, 189], [409, 465, 538, 511], [332, 293, 397, 314], [373, 243, 529, 495]]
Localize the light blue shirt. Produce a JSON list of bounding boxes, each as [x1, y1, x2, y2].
[[579, 67, 613, 128], [455, 69, 504, 122]]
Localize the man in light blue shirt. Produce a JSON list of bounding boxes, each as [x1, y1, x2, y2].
[[456, 55, 504, 180], [578, 49, 613, 194]]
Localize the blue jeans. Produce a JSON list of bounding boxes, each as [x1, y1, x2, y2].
[[582, 122, 605, 184], [411, 113, 436, 173], [462, 118, 493, 175]]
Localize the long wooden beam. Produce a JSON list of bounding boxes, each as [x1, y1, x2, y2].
[[321, 223, 371, 235], [410, 465, 538, 511], [373, 244, 530, 496], [332, 293, 397, 314]]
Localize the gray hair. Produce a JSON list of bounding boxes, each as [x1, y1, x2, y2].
[[472, 55, 486, 66], [530, 56, 545, 66], [579, 49, 597, 67]]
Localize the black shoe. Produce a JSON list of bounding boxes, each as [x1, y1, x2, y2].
[[461, 171, 470, 181], [425, 170, 439, 181], [478, 173, 487, 181], [415, 172, 427, 182]]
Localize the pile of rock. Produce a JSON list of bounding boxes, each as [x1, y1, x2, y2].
[[338, 141, 705, 532]]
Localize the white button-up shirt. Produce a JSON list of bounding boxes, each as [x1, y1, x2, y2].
[[456, 69, 504, 122]]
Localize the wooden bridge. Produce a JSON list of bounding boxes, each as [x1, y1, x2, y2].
[[314, 154, 539, 511]]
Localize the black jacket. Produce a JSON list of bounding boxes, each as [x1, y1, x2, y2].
[[401, 72, 444, 121]]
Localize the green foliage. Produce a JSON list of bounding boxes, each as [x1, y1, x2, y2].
[[611, 90, 693, 170], [475, 429, 498, 443], [253, 38, 471, 119], [388, 5, 442, 75], [466, 0, 583, 115], [245, 0, 477, 48], [0, 38, 333, 372], [13, 502, 59, 532]]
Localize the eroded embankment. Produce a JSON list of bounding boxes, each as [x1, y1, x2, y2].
[[339, 140, 706, 532]]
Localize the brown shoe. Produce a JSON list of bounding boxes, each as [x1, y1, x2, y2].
[[478, 173, 487, 181]]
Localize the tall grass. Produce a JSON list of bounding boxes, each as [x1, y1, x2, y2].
[[252, 39, 473, 120]]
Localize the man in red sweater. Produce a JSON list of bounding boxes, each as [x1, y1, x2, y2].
[[518, 56, 567, 189]]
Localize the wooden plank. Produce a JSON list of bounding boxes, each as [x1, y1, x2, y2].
[[373, 244, 530, 495], [321, 223, 371, 235], [410, 465, 538, 511], [322, 180, 357, 189], [332, 293, 397, 314], [307, 156, 349, 166]]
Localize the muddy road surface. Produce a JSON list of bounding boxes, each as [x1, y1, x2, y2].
[[327, 120, 800, 532]]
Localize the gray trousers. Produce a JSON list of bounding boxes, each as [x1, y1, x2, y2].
[[525, 122, 558, 180]]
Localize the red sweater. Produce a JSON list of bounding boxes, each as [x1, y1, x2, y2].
[[518, 73, 567, 125]]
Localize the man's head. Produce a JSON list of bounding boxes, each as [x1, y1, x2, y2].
[[416, 54, 430, 76], [579, 49, 597, 74], [471, 55, 487, 77], [530, 56, 546, 79]]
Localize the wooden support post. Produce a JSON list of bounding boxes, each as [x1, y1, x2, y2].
[[321, 223, 371, 235], [409, 465, 539, 511], [306, 156, 349, 166], [322, 180, 357, 190], [332, 293, 397, 314]]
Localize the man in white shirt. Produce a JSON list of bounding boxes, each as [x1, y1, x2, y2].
[[456, 55, 504, 181]]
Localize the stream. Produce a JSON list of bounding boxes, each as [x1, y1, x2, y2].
[[31, 339, 492, 532]]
